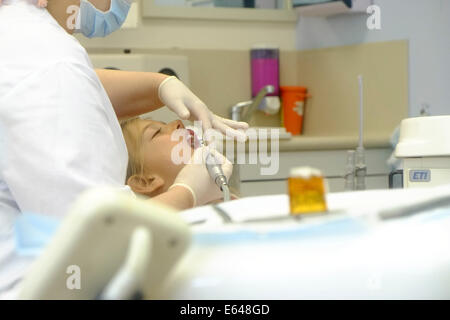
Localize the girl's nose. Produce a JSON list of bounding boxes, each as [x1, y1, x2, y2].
[[168, 120, 184, 132]]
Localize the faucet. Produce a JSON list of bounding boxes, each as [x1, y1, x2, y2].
[[230, 85, 275, 122]]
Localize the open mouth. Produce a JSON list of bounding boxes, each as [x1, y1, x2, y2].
[[186, 129, 200, 149]]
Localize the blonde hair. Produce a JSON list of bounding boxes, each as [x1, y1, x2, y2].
[[121, 117, 241, 198], [120, 118, 145, 182]]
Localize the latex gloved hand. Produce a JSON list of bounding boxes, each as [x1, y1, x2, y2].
[[0, 0, 47, 7], [159, 76, 249, 140], [37, 0, 48, 7], [169, 146, 232, 207]]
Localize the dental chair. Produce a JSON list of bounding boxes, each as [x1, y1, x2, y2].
[[17, 186, 450, 299], [159, 186, 450, 299], [18, 188, 191, 300]]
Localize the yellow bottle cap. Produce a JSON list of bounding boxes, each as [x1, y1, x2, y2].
[[290, 166, 323, 179]]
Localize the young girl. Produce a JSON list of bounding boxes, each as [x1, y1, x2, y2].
[[121, 118, 238, 203]]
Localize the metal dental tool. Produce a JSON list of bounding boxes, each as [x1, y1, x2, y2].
[[343, 75, 367, 191], [187, 126, 231, 202], [206, 150, 231, 202], [355, 75, 367, 190], [344, 150, 356, 191]]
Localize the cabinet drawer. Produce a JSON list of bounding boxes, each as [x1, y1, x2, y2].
[[239, 175, 389, 197], [238, 149, 391, 181]]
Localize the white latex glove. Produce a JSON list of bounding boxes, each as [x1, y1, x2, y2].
[[2, 0, 49, 7], [158, 76, 249, 140], [169, 146, 233, 206]]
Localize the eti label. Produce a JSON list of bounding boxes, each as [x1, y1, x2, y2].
[[409, 170, 431, 182]]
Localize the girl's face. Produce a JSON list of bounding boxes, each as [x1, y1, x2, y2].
[[123, 118, 198, 196]]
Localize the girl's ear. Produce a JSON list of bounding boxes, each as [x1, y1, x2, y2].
[[127, 174, 165, 197]]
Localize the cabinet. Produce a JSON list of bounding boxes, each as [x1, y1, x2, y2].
[[295, 0, 372, 17], [143, 0, 297, 22], [234, 148, 392, 197]]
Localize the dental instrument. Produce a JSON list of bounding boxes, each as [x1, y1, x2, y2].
[[355, 75, 366, 190], [184, 126, 231, 203], [342, 75, 366, 191], [206, 149, 231, 202], [193, 128, 231, 203], [344, 150, 356, 191]]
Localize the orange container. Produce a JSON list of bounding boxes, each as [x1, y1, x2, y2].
[[280, 86, 309, 135]]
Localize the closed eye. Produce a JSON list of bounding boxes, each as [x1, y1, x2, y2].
[[151, 128, 161, 139]]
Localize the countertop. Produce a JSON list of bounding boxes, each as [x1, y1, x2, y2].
[[277, 134, 392, 152], [219, 134, 393, 152]]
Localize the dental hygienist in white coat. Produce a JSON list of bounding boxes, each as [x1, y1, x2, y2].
[[0, 0, 248, 298]]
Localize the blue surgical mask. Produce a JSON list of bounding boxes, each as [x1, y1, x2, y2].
[[78, 0, 132, 38]]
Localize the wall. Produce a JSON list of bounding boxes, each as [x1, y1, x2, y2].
[[296, 40, 408, 138], [86, 40, 408, 140], [295, 0, 450, 117], [80, 0, 413, 139]]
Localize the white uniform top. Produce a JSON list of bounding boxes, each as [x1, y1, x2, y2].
[[0, 0, 130, 296]]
